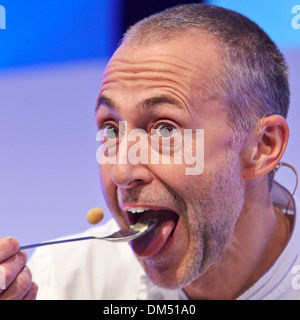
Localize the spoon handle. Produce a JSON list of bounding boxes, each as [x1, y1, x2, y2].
[[20, 218, 158, 250], [20, 236, 97, 250]]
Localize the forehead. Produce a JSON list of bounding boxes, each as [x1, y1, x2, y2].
[[99, 35, 219, 93], [96, 36, 232, 152], [96, 35, 224, 123]]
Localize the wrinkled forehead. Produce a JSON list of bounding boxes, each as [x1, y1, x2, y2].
[[100, 35, 220, 91], [96, 37, 230, 139]]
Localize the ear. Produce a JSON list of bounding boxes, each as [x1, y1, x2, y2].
[[241, 115, 289, 179]]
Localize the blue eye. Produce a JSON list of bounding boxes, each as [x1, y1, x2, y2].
[[157, 124, 177, 138], [102, 124, 119, 139]]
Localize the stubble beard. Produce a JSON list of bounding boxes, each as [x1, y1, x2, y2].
[[144, 152, 245, 290]]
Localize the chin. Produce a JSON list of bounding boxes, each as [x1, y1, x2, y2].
[[138, 249, 205, 290]]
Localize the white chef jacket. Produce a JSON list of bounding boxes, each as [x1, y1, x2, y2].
[[28, 182, 300, 300]]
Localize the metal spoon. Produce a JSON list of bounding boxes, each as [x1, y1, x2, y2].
[[20, 218, 158, 250]]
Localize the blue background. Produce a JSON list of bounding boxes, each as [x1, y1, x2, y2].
[[0, 0, 122, 69], [208, 0, 300, 48]]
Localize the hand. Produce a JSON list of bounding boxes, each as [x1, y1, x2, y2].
[[0, 237, 38, 300]]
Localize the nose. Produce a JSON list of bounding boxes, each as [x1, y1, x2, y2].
[[111, 139, 152, 189], [111, 163, 152, 189]]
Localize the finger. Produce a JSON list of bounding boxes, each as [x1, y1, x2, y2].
[[23, 282, 38, 300], [0, 237, 20, 262], [0, 266, 33, 300], [0, 250, 27, 295]]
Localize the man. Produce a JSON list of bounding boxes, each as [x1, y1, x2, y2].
[[0, 4, 299, 300]]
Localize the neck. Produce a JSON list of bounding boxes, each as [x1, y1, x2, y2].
[[184, 177, 291, 300]]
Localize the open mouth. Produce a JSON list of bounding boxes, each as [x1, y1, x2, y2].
[[124, 207, 179, 258]]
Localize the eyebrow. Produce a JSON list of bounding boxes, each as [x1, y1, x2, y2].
[[140, 95, 183, 111], [95, 94, 184, 113], [95, 95, 116, 112]]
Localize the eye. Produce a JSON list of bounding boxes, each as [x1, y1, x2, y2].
[[156, 123, 178, 138], [101, 124, 119, 140]]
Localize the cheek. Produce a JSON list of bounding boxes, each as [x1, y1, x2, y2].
[[149, 163, 189, 184], [99, 164, 115, 204], [99, 164, 109, 188]]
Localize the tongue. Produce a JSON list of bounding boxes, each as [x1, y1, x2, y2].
[[130, 211, 178, 258]]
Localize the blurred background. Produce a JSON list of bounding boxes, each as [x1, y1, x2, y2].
[[0, 0, 299, 251]]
